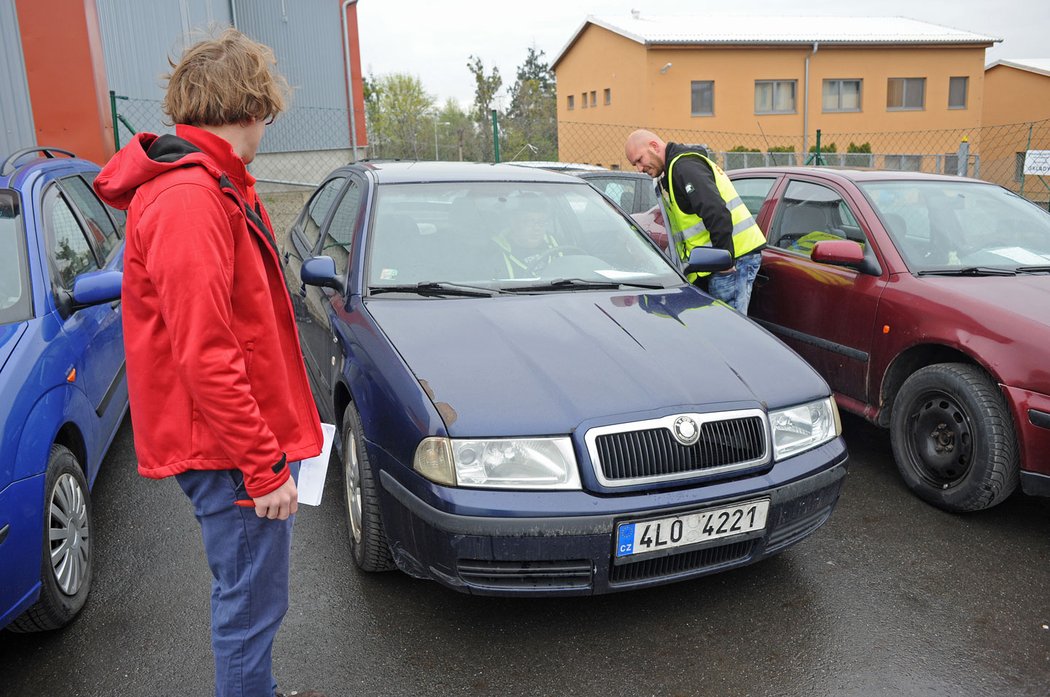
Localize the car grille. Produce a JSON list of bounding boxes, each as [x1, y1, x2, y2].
[[608, 539, 755, 584], [457, 559, 593, 591], [587, 410, 769, 487]]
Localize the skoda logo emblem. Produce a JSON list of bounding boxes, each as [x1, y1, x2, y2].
[[672, 416, 700, 446]]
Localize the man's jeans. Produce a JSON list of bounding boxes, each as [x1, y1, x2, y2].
[[176, 462, 299, 697], [706, 250, 762, 314]]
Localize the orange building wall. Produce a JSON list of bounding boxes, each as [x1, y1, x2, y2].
[[980, 66, 1050, 197], [15, 0, 112, 164], [982, 66, 1050, 125], [555, 24, 990, 171], [343, 0, 368, 149]]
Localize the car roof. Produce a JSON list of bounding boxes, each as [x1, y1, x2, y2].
[[348, 161, 592, 184], [573, 170, 649, 180], [0, 148, 97, 190], [727, 165, 989, 185], [506, 161, 607, 172]]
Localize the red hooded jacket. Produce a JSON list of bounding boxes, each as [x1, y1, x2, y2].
[[95, 125, 321, 498]]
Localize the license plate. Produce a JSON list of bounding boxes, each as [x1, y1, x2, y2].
[[615, 499, 770, 558]]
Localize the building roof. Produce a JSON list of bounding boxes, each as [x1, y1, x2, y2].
[[985, 59, 1050, 77], [554, 14, 1000, 67]]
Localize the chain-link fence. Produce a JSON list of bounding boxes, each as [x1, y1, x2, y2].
[[111, 93, 357, 237], [556, 118, 1050, 209], [112, 92, 1050, 239]]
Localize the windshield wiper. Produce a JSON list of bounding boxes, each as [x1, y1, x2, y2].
[[369, 281, 501, 297], [1014, 265, 1050, 274], [917, 266, 1017, 277], [505, 278, 667, 292]]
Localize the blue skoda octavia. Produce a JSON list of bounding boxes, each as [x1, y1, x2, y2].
[[0, 148, 126, 630], [283, 161, 848, 595]]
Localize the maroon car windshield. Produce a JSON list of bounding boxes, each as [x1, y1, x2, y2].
[[860, 180, 1050, 273]]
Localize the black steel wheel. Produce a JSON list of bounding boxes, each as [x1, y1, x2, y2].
[[8, 445, 93, 632], [890, 363, 1018, 512], [341, 403, 395, 572]]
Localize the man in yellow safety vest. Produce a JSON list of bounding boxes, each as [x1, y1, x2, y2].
[[625, 129, 765, 313]]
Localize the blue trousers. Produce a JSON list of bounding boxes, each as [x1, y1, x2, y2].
[[706, 250, 762, 314], [176, 462, 299, 697]]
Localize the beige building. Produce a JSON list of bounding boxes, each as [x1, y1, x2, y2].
[[981, 59, 1050, 198], [553, 14, 999, 173]]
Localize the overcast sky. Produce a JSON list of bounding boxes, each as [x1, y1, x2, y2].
[[355, 0, 1048, 107]]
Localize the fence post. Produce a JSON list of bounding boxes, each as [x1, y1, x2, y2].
[[491, 109, 500, 163], [957, 136, 969, 177], [1020, 124, 1033, 198], [109, 90, 120, 151]]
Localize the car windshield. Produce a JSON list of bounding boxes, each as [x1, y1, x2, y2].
[[860, 180, 1050, 273], [0, 189, 31, 324], [367, 181, 679, 292]]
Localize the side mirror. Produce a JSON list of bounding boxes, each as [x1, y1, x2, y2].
[[71, 270, 122, 307], [811, 239, 882, 275], [301, 255, 345, 294], [683, 246, 734, 276]]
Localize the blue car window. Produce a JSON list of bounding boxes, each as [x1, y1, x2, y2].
[[60, 175, 121, 262], [0, 189, 32, 324], [299, 177, 346, 251], [322, 179, 363, 277], [43, 186, 100, 289]]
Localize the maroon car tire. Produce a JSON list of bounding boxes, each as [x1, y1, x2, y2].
[[890, 363, 1019, 512]]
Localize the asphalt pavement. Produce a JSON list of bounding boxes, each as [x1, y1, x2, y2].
[[2, 413, 1048, 697]]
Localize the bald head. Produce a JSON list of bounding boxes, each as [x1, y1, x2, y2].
[[625, 129, 667, 178]]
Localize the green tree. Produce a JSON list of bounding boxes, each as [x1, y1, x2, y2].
[[369, 73, 434, 160], [467, 55, 502, 161], [434, 99, 476, 162], [504, 46, 557, 161]]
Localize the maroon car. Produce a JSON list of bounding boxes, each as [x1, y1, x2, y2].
[[728, 166, 1050, 512]]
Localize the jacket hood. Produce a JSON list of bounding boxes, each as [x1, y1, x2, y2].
[[94, 133, 221, 209]]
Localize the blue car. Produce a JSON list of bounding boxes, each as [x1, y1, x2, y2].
[[0, 148, 126, 631], [283, 162, 848, 596]]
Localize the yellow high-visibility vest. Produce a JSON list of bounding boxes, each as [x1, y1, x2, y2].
[[662, 152, 765, 281]]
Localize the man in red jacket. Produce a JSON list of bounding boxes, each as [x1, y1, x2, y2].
[[95, 29, 324, 697]]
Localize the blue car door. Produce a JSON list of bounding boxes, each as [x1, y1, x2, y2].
[[41, 176, 125, 454]]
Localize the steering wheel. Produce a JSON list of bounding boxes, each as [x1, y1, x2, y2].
[[527, 245, 589, 273]]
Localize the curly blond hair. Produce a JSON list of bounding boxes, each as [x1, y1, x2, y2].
[[162, 28, 290, 126]]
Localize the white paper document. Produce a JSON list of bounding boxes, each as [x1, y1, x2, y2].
[[297, 423, 336, 506]]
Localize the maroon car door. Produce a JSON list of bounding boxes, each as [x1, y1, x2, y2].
[[748, 176, 888, 406]]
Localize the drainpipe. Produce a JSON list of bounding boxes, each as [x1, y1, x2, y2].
[[803, 42, 818, 156], [341, 0, 360, 161], [229, 0, 237, 28]]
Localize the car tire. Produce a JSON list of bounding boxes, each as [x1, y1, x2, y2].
[[890, 363, 1019, 512], [341, 403, 395, 572], [8, 445, 93, 632]]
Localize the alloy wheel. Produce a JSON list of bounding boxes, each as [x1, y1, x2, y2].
[[49, 472, 90, 596], [344, 429, 363, 544]]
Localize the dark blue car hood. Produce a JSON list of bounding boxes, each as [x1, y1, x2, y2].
[[365, 287, 829, 437]]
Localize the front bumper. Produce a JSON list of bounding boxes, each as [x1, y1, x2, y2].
[[377, 439, 848, 596]]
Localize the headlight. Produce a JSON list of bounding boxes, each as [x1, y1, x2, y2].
[[413, 436, 581, 489], [769, 397, 841, 461]]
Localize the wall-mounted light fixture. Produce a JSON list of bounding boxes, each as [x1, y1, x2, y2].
[[659, 62, 673, 74]]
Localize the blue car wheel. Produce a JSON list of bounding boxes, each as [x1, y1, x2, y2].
[[8, 444, 93, 633]]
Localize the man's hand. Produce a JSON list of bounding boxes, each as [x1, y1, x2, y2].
[[251, 476, 298, 520]]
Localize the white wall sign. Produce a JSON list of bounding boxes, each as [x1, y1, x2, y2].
[[1023, 150, 1050, 176]]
